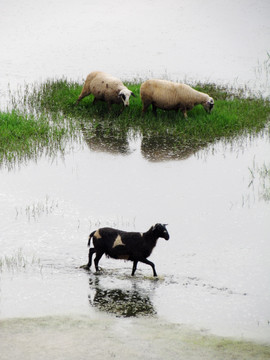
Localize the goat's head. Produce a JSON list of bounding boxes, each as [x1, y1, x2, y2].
[[118, 89, 136, 107], [203, 96, 214, 113], [152, 223, 169, 240]]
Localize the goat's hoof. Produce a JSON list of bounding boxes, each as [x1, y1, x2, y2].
[[80, 264, 90, 270], [94, 267, 103, 275]]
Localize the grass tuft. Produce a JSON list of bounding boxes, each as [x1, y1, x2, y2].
[[1, 79, 270, 166], [0, 108, 77, 168]]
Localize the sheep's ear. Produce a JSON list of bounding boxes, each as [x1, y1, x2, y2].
[[163, 223, 168, 227], [131, 92, 136, 97]]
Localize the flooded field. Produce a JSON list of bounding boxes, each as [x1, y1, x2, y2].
[[1, 0, 270, 359], [1, 135, 270, 358]]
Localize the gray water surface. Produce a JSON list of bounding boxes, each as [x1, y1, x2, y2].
[[1, 0, 270, 358], [1, 136, 270, 340]]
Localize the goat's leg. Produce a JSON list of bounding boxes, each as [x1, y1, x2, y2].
[[139, 258, 157, 277], [80, 247, 96, 270], [131, 260, 138, 276], [94, 251, 104, 272], [87, 247, 96, 269]]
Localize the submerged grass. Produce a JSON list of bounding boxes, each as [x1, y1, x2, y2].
[[1, 78, 270, 165], [0, 248, 41, 272], [0, 108, 77, 167]]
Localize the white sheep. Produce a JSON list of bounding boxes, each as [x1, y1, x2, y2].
[[140, 79, 214, 118], [76, 71, 135, 109]]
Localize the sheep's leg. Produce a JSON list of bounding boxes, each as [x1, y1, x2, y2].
[[182, 109, 188, 119], [139, 258, 157, 277], [142, 101, 151, 115], [119, 103, 125, 114], [76, 90, 91, 105], [94, 251, 104, 272], [107, 101, 112, 111], [152, 104, 157, 117], [131, 260, 138, 276]]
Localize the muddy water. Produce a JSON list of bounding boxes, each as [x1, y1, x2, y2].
[[1, 0, 270, 358]]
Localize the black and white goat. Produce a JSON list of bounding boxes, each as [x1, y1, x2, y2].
[[83, 224, 169, 277]]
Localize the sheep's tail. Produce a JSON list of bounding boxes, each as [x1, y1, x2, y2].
[[88, 231, 96, 247]]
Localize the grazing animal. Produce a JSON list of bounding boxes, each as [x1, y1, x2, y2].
[[76, 71, 135, 109], [140, 79, 214, 118], [84, 224, 169, 277]]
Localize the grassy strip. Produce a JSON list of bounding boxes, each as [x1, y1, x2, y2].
[[26, 79, 270, 136], [24, 79, 270, 155], [0, 109, 75, 167], [2, 79, 270, 165]]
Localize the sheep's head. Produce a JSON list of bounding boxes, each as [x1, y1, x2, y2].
[[203, 97, 214, 113], [152, 223, 170, 240], [118, 89, 136, 107]]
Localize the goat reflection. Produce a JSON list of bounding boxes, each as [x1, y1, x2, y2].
[[88, 277, 156, 317]]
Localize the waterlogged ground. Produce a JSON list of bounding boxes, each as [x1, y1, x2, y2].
[[1, 134, 270, 359], [1, 317, 270, 360]]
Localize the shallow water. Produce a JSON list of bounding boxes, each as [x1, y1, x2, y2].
[[1, 0, 270, 358], [0, 0, 270, 98], [1, 136, 270, 342]]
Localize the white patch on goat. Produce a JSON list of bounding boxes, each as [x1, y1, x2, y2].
[[118, 255, 129, 260], [94, 230, 102, 239], [112, 235, 125, 248]]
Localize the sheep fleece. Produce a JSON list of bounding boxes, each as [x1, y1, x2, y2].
[[81, 71, 126, 104], [140, 79, 210, 111]]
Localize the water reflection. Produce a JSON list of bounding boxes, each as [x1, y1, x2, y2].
[[80, 121, 130, 155], [141, 134, 206, 161], [80, 119, 207, 161], [88, 276, 156, 317]]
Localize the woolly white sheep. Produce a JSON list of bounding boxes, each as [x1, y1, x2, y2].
[[140, 79, 214, 118], [76, 71, 135, 109]]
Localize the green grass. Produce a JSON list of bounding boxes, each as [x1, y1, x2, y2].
[[0, 108, 76, 167], [26, 79, 270, 137], [1, 79, 270, 166]]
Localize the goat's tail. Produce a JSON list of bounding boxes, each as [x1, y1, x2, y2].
[[88, 230, 96, 247]]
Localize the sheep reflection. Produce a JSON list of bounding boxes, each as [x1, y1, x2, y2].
[[80, 118, 207, 161], [80, 121, 130, 155], [141, 134, 207, 161], [88, 277, 156, 317]]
